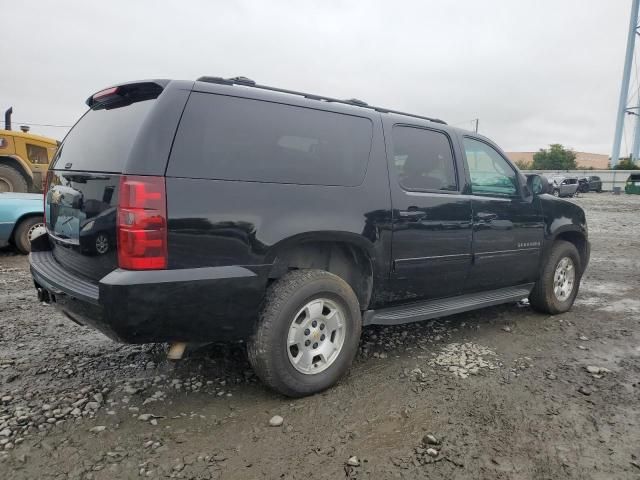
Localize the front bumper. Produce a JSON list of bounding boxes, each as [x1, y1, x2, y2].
[[30, 250, 267, 343]]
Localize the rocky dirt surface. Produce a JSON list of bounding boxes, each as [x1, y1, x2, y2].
[[1, 192, 639, 479]]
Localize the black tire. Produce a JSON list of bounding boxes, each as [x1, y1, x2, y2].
[[552, 189, 560, 197], [0, 164, 29, 193], [529, 240, 582, 315], [14, 216, 44, 254], [247, 269, 362, 397]]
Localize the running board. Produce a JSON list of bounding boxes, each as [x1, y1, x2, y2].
[[363, 284, 534, 326]]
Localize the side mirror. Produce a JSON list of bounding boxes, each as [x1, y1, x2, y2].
[[526, 174, 549, 196]]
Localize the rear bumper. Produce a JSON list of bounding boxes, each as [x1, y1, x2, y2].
[[30, 250, 267, 343]]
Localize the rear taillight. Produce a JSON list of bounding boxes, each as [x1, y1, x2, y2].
[[117, 175, 168, 270]]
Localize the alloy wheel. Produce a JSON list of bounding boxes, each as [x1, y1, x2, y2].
[[553, 256, 575, 302], [287, 298, 346, 374]]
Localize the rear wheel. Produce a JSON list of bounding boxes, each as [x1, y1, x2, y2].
[[529, 240, 581, 314], [0, 164, 29, 193], [14, 216, 44, 254], [247, 269, 362, 397]]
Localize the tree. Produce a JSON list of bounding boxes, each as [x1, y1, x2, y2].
[[613, 157, 639, 170], [514, 159, 531, 170], [531, 144, 577, 170]]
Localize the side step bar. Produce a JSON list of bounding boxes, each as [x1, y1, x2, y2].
[[363, 284, 534, 326]]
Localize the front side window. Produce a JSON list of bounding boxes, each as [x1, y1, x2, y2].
[[391, 126, 457, 192], [463, 137, 518, 197]]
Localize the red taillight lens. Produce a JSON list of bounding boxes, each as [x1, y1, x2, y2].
[[117, 175, 167, 270]]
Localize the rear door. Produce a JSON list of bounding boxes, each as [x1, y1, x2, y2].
[[461, 136, 544, 292], [384, 121, 473, 301]]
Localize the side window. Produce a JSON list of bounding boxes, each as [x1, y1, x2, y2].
[[391, 126, 457, 192], [168, 93, 373, 186], [26, 144, 49, 164], [463, 137, 518, 197]]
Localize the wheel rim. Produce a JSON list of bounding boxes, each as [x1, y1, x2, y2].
[[553, 256, 575, 302], [27, 222, 44, 241], [0, 177, 12, 193], [287, 297, 346, 375], [95, 234, 109, 254]]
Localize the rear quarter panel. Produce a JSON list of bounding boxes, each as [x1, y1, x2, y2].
[[165, 110, 394, 306]]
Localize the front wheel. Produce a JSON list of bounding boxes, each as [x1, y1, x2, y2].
[[529, 240, 582, 314], [247, 269, 362, 397], [552, 189, 560, 197]]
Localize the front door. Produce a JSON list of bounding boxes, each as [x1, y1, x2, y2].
[[386, 123, 473, 302], [461, 137, 544, 292]]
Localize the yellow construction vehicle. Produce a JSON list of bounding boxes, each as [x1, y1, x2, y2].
[[0, 107, 59, 192]]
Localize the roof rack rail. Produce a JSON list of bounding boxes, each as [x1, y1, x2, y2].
[[196, 76, 447, 125]]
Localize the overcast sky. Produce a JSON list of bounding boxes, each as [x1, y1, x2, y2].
[[1, 1, 632, 154]]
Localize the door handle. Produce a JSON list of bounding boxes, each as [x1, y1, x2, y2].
[[476, 212, 498, 221], [399, 207, 425, 220]]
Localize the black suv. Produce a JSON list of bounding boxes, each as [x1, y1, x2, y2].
[[30, 77, 590, 396], [578, 175, 603, 193]]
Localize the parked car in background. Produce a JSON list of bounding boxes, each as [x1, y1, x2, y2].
[[0, 192, 44, 253], [625, 173, 640, 194], [549, 175, 579, 197], [577, 177, 590, 193], [587, 175, 603, 192], [30, 77, 590, 397]]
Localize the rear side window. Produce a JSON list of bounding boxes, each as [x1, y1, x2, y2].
[[168, 93, 373, 186], [52, 99, 156, 172], [390, 126, 457, 191]]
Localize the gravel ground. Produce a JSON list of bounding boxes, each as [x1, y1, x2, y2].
[[1, 192, 639, 480]]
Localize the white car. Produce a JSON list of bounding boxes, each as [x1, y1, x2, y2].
[[548, 176, 579, 197]]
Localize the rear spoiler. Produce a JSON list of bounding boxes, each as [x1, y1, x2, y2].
[[86, 80, 170, 109]]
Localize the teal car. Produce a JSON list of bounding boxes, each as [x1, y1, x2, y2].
[[0, 192, 44, 253]]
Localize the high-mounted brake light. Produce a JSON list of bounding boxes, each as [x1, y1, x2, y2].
[[117, 176, 168, 270], [93, 86, 119, 101]]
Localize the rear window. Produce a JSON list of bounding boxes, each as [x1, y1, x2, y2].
[[52, 99, 156, 173], [167, 93, 373, 186]]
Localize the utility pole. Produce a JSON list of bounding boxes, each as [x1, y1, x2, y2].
[[611, 0, 640, 167], [632, 108, 640, 161], [474, 118, 479, 133]]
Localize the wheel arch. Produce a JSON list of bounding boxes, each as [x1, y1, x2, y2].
[[544, 227, 589, 273], [266, 233, 376, 310]]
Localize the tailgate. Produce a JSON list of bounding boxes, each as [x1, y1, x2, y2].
[[46, 171, 120, 281]]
